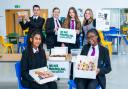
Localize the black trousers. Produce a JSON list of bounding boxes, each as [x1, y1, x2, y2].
[[29, 81, 57, 89], [75, 78, 98, 89]]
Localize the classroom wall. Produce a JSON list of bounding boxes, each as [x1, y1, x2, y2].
[[0, 0, 127, 36]]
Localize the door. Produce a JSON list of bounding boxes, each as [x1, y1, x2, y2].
[[6, 9, 30, 36], [40, 9, 48, 29]]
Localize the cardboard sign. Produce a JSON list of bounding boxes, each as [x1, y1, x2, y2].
[[17, 11, 28, 17], [50, 47, 68, 56], [57, 28, 76, 44], [47, 61, 70, 78], [74, 55, 98, 79]]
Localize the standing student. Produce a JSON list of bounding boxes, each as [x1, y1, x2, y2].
[[62, 7, 81, 80], [75, 29, 111, 89], [82, 8, 96, 45], [62, 7, 81, 53], [19, 5, 45, 44], [45, 7, 62, 49], [20, 31, 57, 89]]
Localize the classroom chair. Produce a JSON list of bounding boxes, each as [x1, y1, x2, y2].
[[17, 36, 27, 53], [68, 80, 102, 89], [23, 29, 28, 36], [0, 36, 14, 53], [123, 36, 128, 45], [98, 31, 112, 56], [15, 61, 29, 89]]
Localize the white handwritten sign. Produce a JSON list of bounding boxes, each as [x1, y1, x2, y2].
[[74, 55, 98, 79], [57, 28, 76, 44]]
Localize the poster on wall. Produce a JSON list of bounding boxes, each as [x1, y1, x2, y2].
[[57, 28, 76, 44], [74, 55, 98, 79], [77, 8, 84, 17], [96, 10, 110, 31], [77, 8, 84, 23]]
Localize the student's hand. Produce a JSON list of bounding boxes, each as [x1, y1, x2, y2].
[[61, 43, 65, 47], [76, 30, 80, 34], [17, 17, 23, 22], [54, 27, 58, 32], [96, 68, 100, 75], [24, 14, 30, 22]]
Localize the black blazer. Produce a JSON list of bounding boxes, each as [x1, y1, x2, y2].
[[20, 16, 45, 35], [20, 48, 47, 88], [81, 44, 112, 89], [45, 17, 62, 47]]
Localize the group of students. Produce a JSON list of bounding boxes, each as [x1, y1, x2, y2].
[[45, 7, 96, 53], [19, 5, 96, 52], [19, 5, 111, 89]]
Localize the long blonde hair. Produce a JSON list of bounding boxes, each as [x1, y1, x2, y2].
[[83, 8, 94, 26], [62, 7, 81, 30]]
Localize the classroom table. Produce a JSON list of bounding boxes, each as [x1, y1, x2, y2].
[[0, 53, 72, 79], [106, 34, 127, 55]]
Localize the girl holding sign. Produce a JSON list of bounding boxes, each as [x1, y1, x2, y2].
[[21, 31, 57, 89], [62, 7, 81, 80], [75, 29, 111, 89], [62, 7, 81, 53]]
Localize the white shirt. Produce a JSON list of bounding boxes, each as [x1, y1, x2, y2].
[[54, 18, 61, 28], [24, 16, 38, 24], [33, 16, 39, 20], [33, 48, 39, 53], [87, 44, 99, 58]]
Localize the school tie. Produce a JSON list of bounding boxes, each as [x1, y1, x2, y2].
[[56, 20, 59, 28], [71, 20, 74, 29], [33, 18, 36, 22], [91, 47, 95, 56]]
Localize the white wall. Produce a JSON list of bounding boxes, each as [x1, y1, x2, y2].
[[0, 0, 127, 36]]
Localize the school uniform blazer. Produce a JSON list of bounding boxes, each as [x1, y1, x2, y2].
[[20, 16, 45, 35], [45, 17, 62, 46], [20, 49, 47, 88], [80, 44, 112, 89]]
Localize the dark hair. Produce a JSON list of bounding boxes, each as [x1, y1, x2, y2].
[[86, 28, 101, 43], [67, 7, 78, 19], [27, 31, 46, 60], [52, 7, 60, 12], [33, 5, 40, 10]]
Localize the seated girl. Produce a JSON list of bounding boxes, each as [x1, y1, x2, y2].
[[21, 31, 57, 89]]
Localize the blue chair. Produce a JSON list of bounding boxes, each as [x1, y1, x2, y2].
[[103, 27, 119, 41], [15, 61, 29, 89], [18, 36, 27, 53], [68, 80, 76, 89], [68, 80, 102, 89], [123, 36, 128, 45]]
